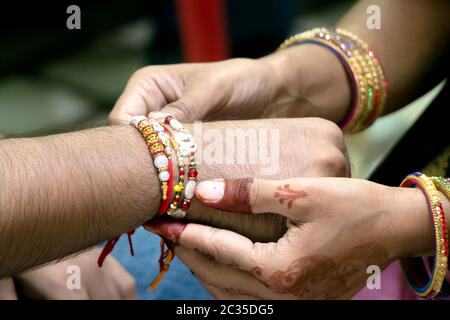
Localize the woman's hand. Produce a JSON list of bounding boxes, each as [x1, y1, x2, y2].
[[109, 58, 283, 124], [109, 45, 351, 124], [15, 248, 136, 300], [146, 177, 434, 299]]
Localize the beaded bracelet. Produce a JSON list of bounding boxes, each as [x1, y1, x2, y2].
[[98, 115, 198, 289], [399, 172, 448, 298], [279, 27, 387, 134], [163, 115, 198, 219], [133, 116, 174, 215]]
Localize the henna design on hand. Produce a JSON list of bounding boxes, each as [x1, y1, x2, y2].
[[251, 243, 390, 299], [273, 184, 308, 209]]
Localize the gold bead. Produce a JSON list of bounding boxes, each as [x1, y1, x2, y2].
[[174, 184, 184, 192]]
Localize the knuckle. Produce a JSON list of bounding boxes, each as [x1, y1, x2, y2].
[[226, 178, 253, 212], [317, 147, 348, 177], [309, 118, 346, 149], [130, 66, 155, 81], [203, 228, 223, 256]]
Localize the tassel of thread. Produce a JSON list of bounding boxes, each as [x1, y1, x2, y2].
[[98, 229, 136, 267], [97, 236, 120, 267], [148, 238, 175, 291], [127, 230, 135, 256]]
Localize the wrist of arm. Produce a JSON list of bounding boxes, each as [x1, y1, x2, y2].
[[260, 44, 352, 123], [384, 186, 450, 259]]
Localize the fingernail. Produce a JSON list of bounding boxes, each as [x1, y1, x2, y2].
[[196, 180, 225, 202], [148, 111, 170, 119]]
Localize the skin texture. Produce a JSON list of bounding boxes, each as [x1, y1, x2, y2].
[[14, 249, 136, 300], [146, 177, 450, 300], [0, 117, 348, 277], [109, 0, 450, 125], [0, 278, 17, 300]]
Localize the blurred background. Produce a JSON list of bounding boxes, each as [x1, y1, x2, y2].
[[0, 0, 443, 299]]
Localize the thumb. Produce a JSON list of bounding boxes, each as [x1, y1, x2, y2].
[[149, 79, 227, 122], [149, 96, 207, 123], [195, 178, 309, 220]]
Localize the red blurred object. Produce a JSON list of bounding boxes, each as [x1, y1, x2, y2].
[[175, 0, 230, 62]]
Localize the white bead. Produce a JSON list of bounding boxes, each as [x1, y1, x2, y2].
[[131, 115, 147, 127], [184, 180, 197, 199], [174, 132, 197, 155], [169, 118, 184, 130], [154, 155, 168, 168], [158, 132, 169, 145], [152, 121, 164, 132], [158, 171, 170, 182], [170, 209, 186, 219]]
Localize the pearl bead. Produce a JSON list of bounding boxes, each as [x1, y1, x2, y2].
[[158, 171, 170, 182], [170, 209, 186, 219], [154, 155, 168, 168], [158, 132, 169, 144], [152, 121, 164, 132], [169, 118, 184, 130], [184, 180, 197, 199]]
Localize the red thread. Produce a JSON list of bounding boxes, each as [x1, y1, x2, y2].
[[97, 236, 119, 267]]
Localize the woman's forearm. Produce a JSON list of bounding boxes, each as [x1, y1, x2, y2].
[[338, 0, 450, 114], [262, 0, 450, 122]]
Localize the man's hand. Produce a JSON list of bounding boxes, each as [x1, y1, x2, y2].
[[15, 249, 136, 300], [145, 117, 350, 251], [183, 117, 350, 242]]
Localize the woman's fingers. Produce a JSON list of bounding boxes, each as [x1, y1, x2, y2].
[[175, 246, 271, 299], [147, 221, 262, 271], [195, 178, 313, 221], [145, 220, 291, 278]]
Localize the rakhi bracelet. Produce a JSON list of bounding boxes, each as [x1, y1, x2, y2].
[[279, 27, 387, 134], [133, 116, 173, 212], [163, 115, 198, 219], [146, 115, 198, 290], [399, 172, 448, 299], [161, 122, 188, 219]]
